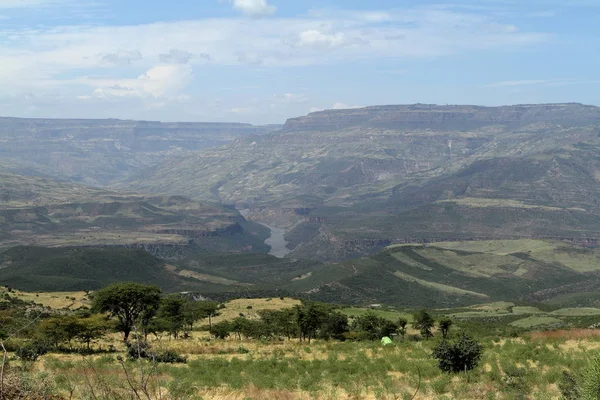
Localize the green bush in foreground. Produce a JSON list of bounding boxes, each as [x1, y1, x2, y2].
[[432, 333, 484, 373]]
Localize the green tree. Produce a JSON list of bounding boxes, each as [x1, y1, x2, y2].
[[397, 317, 408, 340], [39, 315, 80, 349], [352, 313, 398, 340], [432, 333, 484, 373], [319, 311, 349, 340], [195, 301, 219, 329], [295, 302, 328, 343], [210, 321, 232, 339], [157, 294, 186, 339], [259, 309, 296, 339], [92, 282, 161, 341], [412, 309, 435, 340], [75, 314, 114, 350], [439, 317, 453, 340], [182, 300, 208, 332]]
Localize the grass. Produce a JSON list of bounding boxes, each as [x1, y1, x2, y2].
[[0, 287, 89, 309], [32, 333, 600, 399], [208, 298, 302, 324], [509, 316, 563, 329], [341, 307, 413, 322], [550, 308, 600, 317], [393, 271, 489, 298]]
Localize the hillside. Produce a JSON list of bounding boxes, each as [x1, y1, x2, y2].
[[0, 246, 319, 294], [0, 117, 279, 186], [0, 173, 270, 257], [289, 240, 600, 308], [4, 240, 600, 310], [124, 103, 600, 260]]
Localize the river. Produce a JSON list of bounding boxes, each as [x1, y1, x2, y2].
[[239, 210, 291, 258]]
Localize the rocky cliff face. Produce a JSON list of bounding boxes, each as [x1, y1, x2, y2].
[[282, 103, 600, 132]]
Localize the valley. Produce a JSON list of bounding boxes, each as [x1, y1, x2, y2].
[[2, 103, 600, 309]]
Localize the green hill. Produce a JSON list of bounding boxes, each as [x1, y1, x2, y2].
[[283, 240, 600, 308], [0, 247, 186, 292], [3, 240, 600, 310]]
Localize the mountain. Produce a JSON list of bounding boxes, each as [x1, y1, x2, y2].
[[124, 103, 600, 260], [0, 117, 280, 186], [0, 173, 270, 257]]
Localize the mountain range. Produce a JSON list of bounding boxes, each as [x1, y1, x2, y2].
[[2, 103, 600, 308], [122, 103, 600, 260]]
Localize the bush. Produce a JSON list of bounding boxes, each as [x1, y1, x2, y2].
[[15, 341, 50, 362], [432, 333, 483, 373], [210, 321, 232, 339], [125, 340, 186, 363]]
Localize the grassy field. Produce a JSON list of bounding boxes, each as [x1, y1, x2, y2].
[[0, 287, 89, 309], [27, 330, 600, 399], [5, 295, 600, 399]]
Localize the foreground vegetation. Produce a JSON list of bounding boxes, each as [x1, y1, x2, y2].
[[2, 283, 600, 399]]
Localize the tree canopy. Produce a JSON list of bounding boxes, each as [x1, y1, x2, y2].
[[92, 282, 161, 341]]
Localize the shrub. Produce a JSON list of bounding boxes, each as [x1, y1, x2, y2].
[[15, 340, 50, 362], [125, 340, 186, 363], [432, 333, 483, 373]]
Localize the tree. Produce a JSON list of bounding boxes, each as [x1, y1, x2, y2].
[[397, 317, 408, 340], [156, 295, 185, 339], [412, 309, 435, 340], [439, 318, 453, 340], [352, 313, 398, 340], [92, 282, 161, 341], [75, 315, 114, 350], [295, 302, 328, 343], [210, 321, 232, 339], [181, 300, 206, 332], [319, 311, 349, 340], [432, 333, 484, 373], [39, 315, 81, 349], [195, 301, 219, 330], [259, 309, 296, 339]]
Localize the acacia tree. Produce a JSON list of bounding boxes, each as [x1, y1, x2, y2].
[[439, 318, 453, 340], [157, 295, 185, 339], [412, 309, 435, 340], [75, 314, 114, 350], [92, 282, 161, 341]]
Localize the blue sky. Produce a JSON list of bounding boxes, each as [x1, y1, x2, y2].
[[0, 0, 598, 123]]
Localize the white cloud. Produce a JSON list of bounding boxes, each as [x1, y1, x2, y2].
[[230, 0, 275, 17], [101, 50, 143, 65], [228, 107, 253, 114], [273, 93, 309, 103], [159, 49, 196, 64], [298, 30, 346, 49], [0, 5, 551, 120], [86, 64, 193, 98]]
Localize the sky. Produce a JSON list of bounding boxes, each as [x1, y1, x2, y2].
[[0, 0, 598, 124]]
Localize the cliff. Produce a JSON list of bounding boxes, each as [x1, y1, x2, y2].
[[282, 103, 600, 132]]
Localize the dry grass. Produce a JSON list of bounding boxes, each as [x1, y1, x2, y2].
[[530, 329, 600, 340], [208, 297, 302, 324], [0, 287, 89, 309]]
